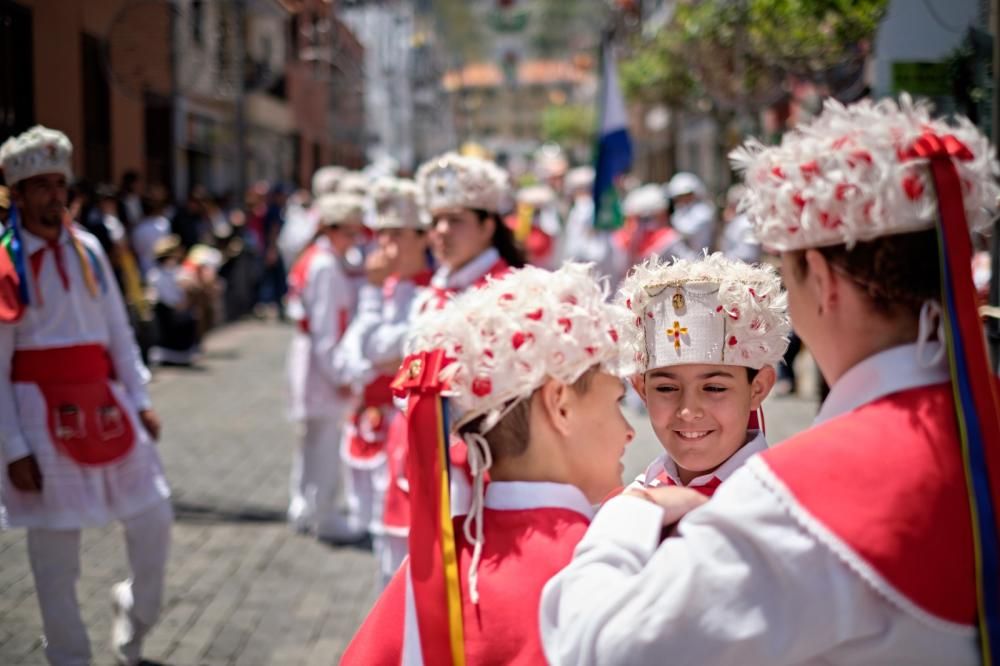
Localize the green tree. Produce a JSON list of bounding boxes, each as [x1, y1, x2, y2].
[[541, 104, 596, 149]]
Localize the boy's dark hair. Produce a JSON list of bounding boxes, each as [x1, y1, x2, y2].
[[456, 366, 598, 460], [789, 228, 939, 319], [472, 208, 526, 269]]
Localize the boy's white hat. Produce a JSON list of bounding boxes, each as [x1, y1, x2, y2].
[[316, 192, 365, 226], [666, 172, 706, 199], [516, 184, 556, 207], [406, 262, 633, 431], [617, 253, 790, 371], [312, 166, 346, 197], [0, 125, 73, 185], [415, 152, 510, 215], [368, 177, 428, 230], [623, 184, 667, 217], [336, 171, 370, 197], [730, 95, 1000, 251], [566, 166, 595, 192]]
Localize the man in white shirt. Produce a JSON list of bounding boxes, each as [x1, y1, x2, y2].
[[0, 126, 172, 666]]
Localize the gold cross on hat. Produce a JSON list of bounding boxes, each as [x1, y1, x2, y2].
[[665, 320, 688, 351]]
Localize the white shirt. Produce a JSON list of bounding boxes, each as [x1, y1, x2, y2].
[[131, 215, 171, 277], [286, 236, 358, 421], [633, 429, 768, 490], [430, 246, 500, 291], [0, 226, 168, 529], [540, 344, 977, 665]]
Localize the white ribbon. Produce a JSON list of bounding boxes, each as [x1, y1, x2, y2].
[[462, 431, 493, 605]]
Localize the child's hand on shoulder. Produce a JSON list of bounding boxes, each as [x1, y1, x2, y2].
[[624, 486, 708, 527]]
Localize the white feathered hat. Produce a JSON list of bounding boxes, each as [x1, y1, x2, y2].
[[0, 125, 73, 186], [406, 262, 634, 431], [617, 253, 790, 371], [337, 171, 370, 197], [566, 166, 595, 193], [368, 177, 428, 230], [316, 192, 365, 227], [416, 152, 510, 215], [730, 95, 1000, 251], [623, 184, 667, 217], [312, 166, 346, 197]]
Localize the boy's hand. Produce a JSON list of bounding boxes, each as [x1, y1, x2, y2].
[[624, 486, 707, 526], [8, 455, 43, 492]]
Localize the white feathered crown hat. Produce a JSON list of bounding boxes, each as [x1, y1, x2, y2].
[[617, 253, 790, 371], [312, 166, 346, 197], [406, 262, 634, 431], [416, 152, 509, 216], [731, 95, 1000, 251], [316, 192, 364, 227], [369, 177, 428, 230], [0, 125, 73, 186]]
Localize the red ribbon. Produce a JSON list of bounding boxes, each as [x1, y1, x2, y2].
[[904, 132, 975, 163], [390, 349, 452, 398]]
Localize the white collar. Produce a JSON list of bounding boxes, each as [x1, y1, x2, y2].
[[644, 429, 768, 488], [484, 481, 595, 520], [432, 247, 500, 290], [20, 225, 68, 253], [814, 342, 951, 426]]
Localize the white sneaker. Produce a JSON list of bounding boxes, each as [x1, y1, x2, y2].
[[110, 581, 143, 666]]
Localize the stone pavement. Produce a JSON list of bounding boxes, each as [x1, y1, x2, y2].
[[0, 319, 818, 665]]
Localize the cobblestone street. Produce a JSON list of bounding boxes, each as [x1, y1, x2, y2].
[[0, 319, 818, 665]]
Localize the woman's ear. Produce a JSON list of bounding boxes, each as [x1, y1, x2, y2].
[[749, 365, 777, 411], [537, 377, 573, 437]]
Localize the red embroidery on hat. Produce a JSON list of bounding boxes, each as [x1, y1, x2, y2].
[[472, 377, 492, 397], [751, 318, 763, 330], [728, 336, 738, 346], [792, 193, 807, 210], [819, 211, 842, 229], [832, 135, 852, 150], [558, 317, 572, 333], [511, 331, 531, 349], [608, 327, 619, 343], [526, 308, 543, 321], [625, 298, 632, 310], [835, 183, 855, 201], [562, 295, 578, 305], [646, 311, 654, 319], [500, 292, 515, 302], [902, 174, 924, 201], [585, 346, 597, 356], [483, 349, 494, 359], [788, 226, 800, 234], [771, 166, 785, 180], [635, 316, 642, 327], [800, 161, 819, 179], [850, 149, 873, 165]]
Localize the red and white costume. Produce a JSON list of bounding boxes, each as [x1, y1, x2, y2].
[[343, 482, 594, 665], [541, 346, 976, 664], [541, 96, 999, 665], [285, 193, 364, 539], [0, 126, 171, 666]]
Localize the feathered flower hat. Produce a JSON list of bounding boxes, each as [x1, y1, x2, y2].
[[730, 95, 1000, 251], [368, 177, 428, 231], [617, 253, 790, 371], [406, 262, 634, 431], [336, 171, 370, 197], [316, 192, 365, 227], [623, 184, 667, 217], [0, 125, 73, 185], [415, 152, 510, 216], [311, 166, 346, 197]]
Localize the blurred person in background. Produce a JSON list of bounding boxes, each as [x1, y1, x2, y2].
[[117, 170, 143, 230], [615, 183, 696, 282], [147, 235, 198, 367], [719, 184, 761, 263], [511, 184, 559, 269], [285, 192, 366, 542], [666, 172, 716, 254], [131, 185, 171, 279], [334, 177, 434, 588], [171, 185, 209, 250]]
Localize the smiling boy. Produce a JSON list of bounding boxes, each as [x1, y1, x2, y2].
[[618, 253, 790, 495]]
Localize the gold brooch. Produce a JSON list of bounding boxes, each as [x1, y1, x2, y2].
[[407, 358, 423, 379], [672, 291, 685, 311]]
